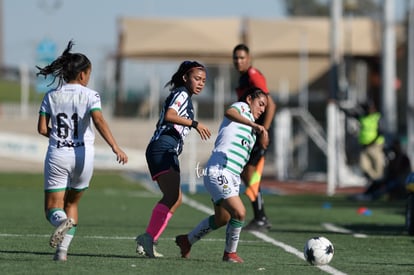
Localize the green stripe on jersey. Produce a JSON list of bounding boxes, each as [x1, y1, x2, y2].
[[226, 165, 240, 175], [229, 149, 247, 160], [90, 107, 102, 113], [231, 141, 249, 154], [238, 126, 252, 135], [227, 158, 243, 170]]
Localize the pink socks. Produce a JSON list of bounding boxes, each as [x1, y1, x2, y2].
[[146, 203, 173, 241]]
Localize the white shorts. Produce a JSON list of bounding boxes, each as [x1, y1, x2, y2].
[[44, 145, 95, 192], [203, 164, 241, 204]]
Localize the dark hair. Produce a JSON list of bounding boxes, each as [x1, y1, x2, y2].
[[36, 40, 91, 89], [232, 44, 250, 55], [164, 60, 206, 91], [239, 87, 267, 103]]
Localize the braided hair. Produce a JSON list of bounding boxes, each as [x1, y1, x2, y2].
[[36, 40, 91, 89], [164, 60, 206, 91]]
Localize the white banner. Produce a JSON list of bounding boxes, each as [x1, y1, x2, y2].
[[0, 133, 145, 171]]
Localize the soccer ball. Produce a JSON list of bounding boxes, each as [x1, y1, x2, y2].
[[304, 236, 334, 266]]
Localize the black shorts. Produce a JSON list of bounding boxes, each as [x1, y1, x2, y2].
[[146, 135, 180, 180]]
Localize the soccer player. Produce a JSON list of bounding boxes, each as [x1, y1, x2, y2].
[[232, 44, 277, 232], [176, 88, 268, 263], [136, 61, 211, 258], [36, 40, 128, 261]]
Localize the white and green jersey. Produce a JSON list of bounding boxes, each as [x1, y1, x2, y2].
[[207, 102, 256, 175], [39, 83, 101, 148]]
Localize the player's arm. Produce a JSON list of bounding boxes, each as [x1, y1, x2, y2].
[[91, 110, 128, 164], [225, 106, 266, 135], [37, 113, 51, 138], [248, 70, 275, 149], [256, 96, 276, 150], [164, 108, 211, 140], [262, 95, 276, 130]]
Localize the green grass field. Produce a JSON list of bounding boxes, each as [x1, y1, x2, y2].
[[1, 172, 413, 275], [0, 79, 43, 103]]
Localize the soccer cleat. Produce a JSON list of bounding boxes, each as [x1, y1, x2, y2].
[[223, 251, 244, 263], [175, 234, 191, 258], [50, 218, 75, 248], [136, 241, 164, 258], [53, 248, 67, 261], [243, 218, 271, 233], [136, 233, 155, 258]]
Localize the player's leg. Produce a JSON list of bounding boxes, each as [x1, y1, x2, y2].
[[221, 196, 245, 263], [64, 189, 85, 222], [51, 146, 92, 260], [242, 162, 271, 232], [176, 206, 228, 259], [152, 169, 180, 240], [44, 150, 76, 252], [52, 189, 84, 261], [45, 191, 76, 257], [218, 172, 245, 262], [370, 144, 386, 180], [138, 168, 180, 258], [176, 166, 231, 259], [187, 204, 230, 243], [137, 139, 179, 257], [45, 191, 66, 225], [360, 145, 385, 181]]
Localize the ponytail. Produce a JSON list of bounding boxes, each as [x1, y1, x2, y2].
[[36, 40, 91, 89]]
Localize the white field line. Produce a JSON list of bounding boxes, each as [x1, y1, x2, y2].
[[125, 178, 349, 275], [1, 177, 347, 275], [181, 194, 348, 275], [0, 233, 260, 244], [322, 222, 368, 238]]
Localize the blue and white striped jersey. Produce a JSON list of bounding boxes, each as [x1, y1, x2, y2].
[[150, 87, 194, 154]]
